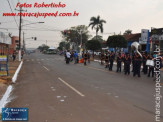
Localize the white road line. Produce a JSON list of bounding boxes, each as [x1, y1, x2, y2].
[[58, 77, 85, 97], [43, 66, 49, 71]]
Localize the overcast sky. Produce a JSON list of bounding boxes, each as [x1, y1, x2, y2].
[[0, 0, 163, 48]]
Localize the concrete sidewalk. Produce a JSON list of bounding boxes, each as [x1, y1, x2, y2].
[[0, 60, 21, 103]]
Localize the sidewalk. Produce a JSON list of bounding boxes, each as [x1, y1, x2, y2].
[[0, 60, 21, 103]]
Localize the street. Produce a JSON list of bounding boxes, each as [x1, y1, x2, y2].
[[4, 51, 163, 122]]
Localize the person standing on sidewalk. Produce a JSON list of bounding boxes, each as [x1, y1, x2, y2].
[[12, 50, 16, 61], [66, 50, 71, 64], [116, 53, 122, 72]]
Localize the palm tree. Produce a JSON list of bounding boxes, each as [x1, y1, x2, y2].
[[88, 15, 106, 40]]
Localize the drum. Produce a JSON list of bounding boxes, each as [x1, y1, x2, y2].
[[146, 60, 154, 66]]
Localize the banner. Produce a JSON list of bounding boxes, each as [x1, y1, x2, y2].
[[139, 29, 149, 44]]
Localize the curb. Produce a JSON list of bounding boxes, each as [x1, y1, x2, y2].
[[0, 61, 23, 113], [12, 61, 23, 83], [0, 85, 13, 113]]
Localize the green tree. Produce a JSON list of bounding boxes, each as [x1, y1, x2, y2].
[[123, 29, 132, 35], [107, 35, 127, 52], [88, 15, 106, 40], [58, 41, 70, 51], [38, 44, 49, 52], [61, 25, 91, 50], [92, 35, 104, 42], [85, 40, 101, 58]]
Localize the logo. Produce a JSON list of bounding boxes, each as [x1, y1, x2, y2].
[[1, 108, 28, 121]]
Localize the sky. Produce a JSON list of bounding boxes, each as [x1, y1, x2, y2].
[[0, 0, 163, 48]]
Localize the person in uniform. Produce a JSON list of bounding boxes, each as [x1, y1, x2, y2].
[[105, 53, 109, 68], [148, 54, 154, 77], [109, 51, 114, 71], [116, 53, 122, 72], [133, 53, 142, 77], [131, 52, 136, 72], [124, 53, 131, 75], [142, 52, 149, 74]]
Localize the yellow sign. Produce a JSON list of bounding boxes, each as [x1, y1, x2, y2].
[[0, 55, 7, 61], [0, 71, 7, 76]]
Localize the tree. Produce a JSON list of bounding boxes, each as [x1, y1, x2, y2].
[[107, 35, 127, 52], [92, 35, 104, 42], [88, 15, 106, 40], [123, 29, 132, 35], [58, 41, 70, 51], [38, 44, 49, 52], [61, 25, 91, 50], [85, 40, 101, 58]]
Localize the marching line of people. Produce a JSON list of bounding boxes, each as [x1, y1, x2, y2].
[[100, 51, 162, 78], [64, 50, 162, 78]]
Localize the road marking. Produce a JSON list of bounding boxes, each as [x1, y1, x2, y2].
[[43, 66, 49, 71], [58, 77, 85, 97]]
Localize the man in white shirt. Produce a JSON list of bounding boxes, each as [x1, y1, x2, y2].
[[66, 50, 71, 64]]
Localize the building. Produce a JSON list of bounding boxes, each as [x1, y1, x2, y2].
[[0, 32, 11, 55], [9, 36, 19, 54], [150, 28, 163, 53], [123, 33, 141, 53]]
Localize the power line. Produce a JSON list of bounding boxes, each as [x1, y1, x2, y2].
[[6, 0, 19, 28]]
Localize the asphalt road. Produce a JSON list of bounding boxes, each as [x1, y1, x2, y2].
[[4, 51, 163, 122]]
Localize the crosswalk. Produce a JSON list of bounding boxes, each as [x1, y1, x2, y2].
[[25, 58, 63, 62]]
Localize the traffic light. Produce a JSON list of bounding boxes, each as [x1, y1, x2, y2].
[[63, 30, 70, 36]]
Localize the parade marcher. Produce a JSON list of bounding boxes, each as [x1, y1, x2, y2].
[[142, 52, 149, 74], [66, 50, 71, 64], [116, 53, 122, 72], [131, 52, 136, 72], [109, 51, 114, 71], [104, 53, 109, 68], [148, 54, 154, 77], [133, 52, 142, 77], [84, 52, 88, 65], [124, 53, 131, 75]]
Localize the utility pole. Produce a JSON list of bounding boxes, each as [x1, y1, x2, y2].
[[23, 32, 25, 52], [18, 7, 22, 61], [15, 7, 26, 61]]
